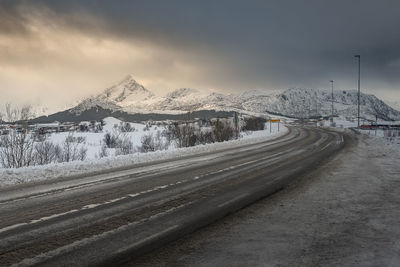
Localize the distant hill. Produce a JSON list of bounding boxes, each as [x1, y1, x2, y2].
[[30, 106, 235, 123], [31, 75, 400, 122]]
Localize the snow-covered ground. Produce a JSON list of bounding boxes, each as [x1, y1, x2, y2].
[[0, 118, 287, 187], [46, 117, 166, 159], [316, 117, 400, 138]]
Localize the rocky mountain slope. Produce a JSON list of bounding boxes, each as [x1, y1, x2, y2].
[[43, 75, 400, 121]]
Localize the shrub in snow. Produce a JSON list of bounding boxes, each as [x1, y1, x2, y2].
[[197, 131, 215, 145], [98, 145, 109, 158], [119, 122, 135, 132], [213, 119, 234, 142], [34, 141, 60, 165], [115, 133, 135, 156], [170, 123, 197, 148], [154, 130, 169, 150], [140, 131, 169, 153], [78, 146, 88, 161], [242, 117, 266, 131], [140, 133, 155, 152], [60, 133, 87, 162], [0, 130, 34, 168], [79, 124, 89, 132], [103, 132, 118, 148]]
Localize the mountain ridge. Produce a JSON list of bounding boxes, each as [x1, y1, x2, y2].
[[35, 75, 400, 122]]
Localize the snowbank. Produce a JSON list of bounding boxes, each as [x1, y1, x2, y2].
[[0, 123, 287, 187]]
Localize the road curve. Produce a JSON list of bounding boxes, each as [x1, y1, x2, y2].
[[0, 126, 347, 266]]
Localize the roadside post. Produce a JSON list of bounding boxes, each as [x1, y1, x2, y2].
[[269, 119, 281, 132], [234, 112, 239, 140]]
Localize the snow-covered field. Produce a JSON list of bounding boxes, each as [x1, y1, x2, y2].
[[0, 118, 287, 187], [317, 117, 400, 138], [46, 117, 166, 159]]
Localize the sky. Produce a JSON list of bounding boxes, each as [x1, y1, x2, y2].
[[0, 0, 400, 112]]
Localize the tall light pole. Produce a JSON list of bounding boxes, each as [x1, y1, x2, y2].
[[354, 55, 361, 127], [330, 80, 334, 118]]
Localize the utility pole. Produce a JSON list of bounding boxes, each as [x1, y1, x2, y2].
[[354, 55, 361, 127], [330, 80, 334, 118]]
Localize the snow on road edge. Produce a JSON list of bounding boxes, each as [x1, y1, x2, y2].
[[0, 126, 288, 187]]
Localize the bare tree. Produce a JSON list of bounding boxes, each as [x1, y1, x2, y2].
[[115, 133, 134, 156], [0, 104, 35, 168], [5, 103, 32, 123], [140, 133, 155, 152], [153, 130, 168, 150], [0, 131, 35, 168], [78, 146, 87, 161], [61, 133, 87, 162], [170, 122, 197, 148], [140, 130, 169, 153], [33, 141, 59, 165], [197, 130, 215, 145], [213, 119, 234, 142]]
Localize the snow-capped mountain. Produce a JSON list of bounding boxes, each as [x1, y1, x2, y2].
[[263, 88, 400, 120], [97, 74, 155, 106], [70, 75, 155, 114], [151, 88, 209, 111], [386, 100, 400, 111], [63, 75, 400, 121]]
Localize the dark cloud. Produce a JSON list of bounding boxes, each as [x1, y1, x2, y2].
[[1, 0, 400, 104]]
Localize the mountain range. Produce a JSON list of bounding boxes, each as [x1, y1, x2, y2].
[[31, 74, 400, 123]]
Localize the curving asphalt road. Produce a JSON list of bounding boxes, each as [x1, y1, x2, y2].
[[0, 126, 347, 266]]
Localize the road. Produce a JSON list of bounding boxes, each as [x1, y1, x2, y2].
[[129, 130, 400, 267], [0, 126, 346, 266]]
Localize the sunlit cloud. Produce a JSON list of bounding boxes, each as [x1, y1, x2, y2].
[[0, 0, 400, 112]]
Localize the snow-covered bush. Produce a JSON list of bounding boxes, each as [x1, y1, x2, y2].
[[140, 131, 169, 153], [140, 133, 155, 152], [119, 122, 135, 132], [103, 132, 118, 148], [213, 119, 234, 142], [115, 134, 134, 156]]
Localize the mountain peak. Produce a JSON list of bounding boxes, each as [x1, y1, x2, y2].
[[92, 75, 155, 107], [119, 74, 138, 85]]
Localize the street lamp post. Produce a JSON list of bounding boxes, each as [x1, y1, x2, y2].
[[330, 80, 334, 118], [354, 55, 361, 127]]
